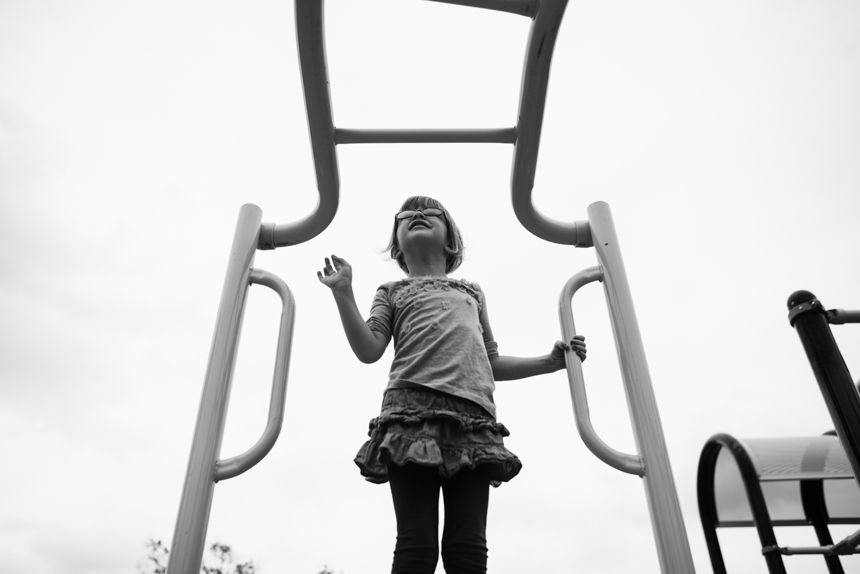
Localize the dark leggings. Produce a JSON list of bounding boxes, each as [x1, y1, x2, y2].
[[388, 463, 490, 574]]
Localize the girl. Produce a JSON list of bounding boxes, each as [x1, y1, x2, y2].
[[317, 196, 586, 574]]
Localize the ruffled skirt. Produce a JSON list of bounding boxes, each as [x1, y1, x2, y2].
[[354, 387, 522, 486]]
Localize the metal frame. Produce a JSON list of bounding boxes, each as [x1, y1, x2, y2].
[[698, 434, 785, 574], [693, 292, 860, 574], [167, 205, 296, 574], [698, 432, 860, 574], [558, 202, 696, 573], [787, 291, 860, 561], [258, 0, 591, 250], [168, 2, 695, 572], [788, 290, 860, 480]]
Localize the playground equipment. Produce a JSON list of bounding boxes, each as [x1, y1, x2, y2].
[[167, 205, 296, 574], [697, 292, 860, 573], [167, 1, 695, 572]]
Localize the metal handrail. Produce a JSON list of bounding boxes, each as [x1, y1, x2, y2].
[[558, 265, 644, 476], [564, 201, 696, 574], [215, 268, 296, 482], [168, 207, 296, 574]]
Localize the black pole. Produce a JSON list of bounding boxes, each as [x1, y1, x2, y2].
[[788, 290, 860, 488], [799, 478, 844, 574]]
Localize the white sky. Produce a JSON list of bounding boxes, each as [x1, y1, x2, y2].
[[1, 1, 859, 573]]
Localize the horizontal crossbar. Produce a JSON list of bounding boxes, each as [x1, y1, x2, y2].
[[718, 518, 860, 528], [758, 473, 856, 481], [828, 309, 860, 324], [423, 0, 538, 17], [763, 543, 860, 556], [718, 520, 811, 528], [334, 128, 517, 144]]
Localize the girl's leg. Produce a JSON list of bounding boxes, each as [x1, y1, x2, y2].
[[388, 463, 442, 574], [440, 468, 490, 574]]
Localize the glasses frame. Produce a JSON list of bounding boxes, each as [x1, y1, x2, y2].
[[394, 208, 446, 222]]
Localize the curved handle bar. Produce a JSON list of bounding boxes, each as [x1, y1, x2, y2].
[[257, 0, 339, 250], [258, 198, 338, 250], [512, 198, 593, 247], [508, 0, 592, 247], [215, 268, 296, 482], [558, 266, 644, 476]]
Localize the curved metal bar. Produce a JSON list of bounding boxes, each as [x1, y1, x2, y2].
[[558, 265, 644, 476], [699, 434, 788, 574], [215, 268, 296, 482], [697, 440, 728, 574], [259, 0, 340, 250], [510, 0, 593, 246], [335, 128, 517, 144]]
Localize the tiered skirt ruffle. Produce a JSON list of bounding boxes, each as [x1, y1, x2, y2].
[[354, 387, 522, 486]]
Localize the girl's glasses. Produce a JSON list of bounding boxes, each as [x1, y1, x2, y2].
[[395, 208, 445, 221]]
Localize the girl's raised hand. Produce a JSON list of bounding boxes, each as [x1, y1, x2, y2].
[[549, 335, 586, 370], [317, 255, 353, 292]]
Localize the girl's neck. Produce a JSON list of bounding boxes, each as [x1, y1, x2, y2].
[[404, 255, 447, 278]]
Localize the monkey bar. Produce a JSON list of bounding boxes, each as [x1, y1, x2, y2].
[[258, 0, 591, 249], [167, 1, 694, 573]]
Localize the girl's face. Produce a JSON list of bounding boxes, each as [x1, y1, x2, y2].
[[395, 207, 449, 260]]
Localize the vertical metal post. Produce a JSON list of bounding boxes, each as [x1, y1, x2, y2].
[[587, 201, 696, 573], [788, 291, 860, 484], [167, 204, 263, 574]]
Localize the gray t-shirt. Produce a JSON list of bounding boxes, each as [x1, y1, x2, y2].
[[366, 277, 500, 417]]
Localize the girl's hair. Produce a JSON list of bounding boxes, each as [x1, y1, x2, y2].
[[385, 196, 465, 275]]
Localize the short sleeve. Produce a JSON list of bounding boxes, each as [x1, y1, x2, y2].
[[476, 285, 499, 359], [366, 286, 393, 341]]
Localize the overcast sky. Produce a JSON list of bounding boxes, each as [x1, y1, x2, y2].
[[2, 1, 859, 573]]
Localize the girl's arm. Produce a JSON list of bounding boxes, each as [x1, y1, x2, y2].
[[490, 336, 585, 381], [318, 255, 389, 364]]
